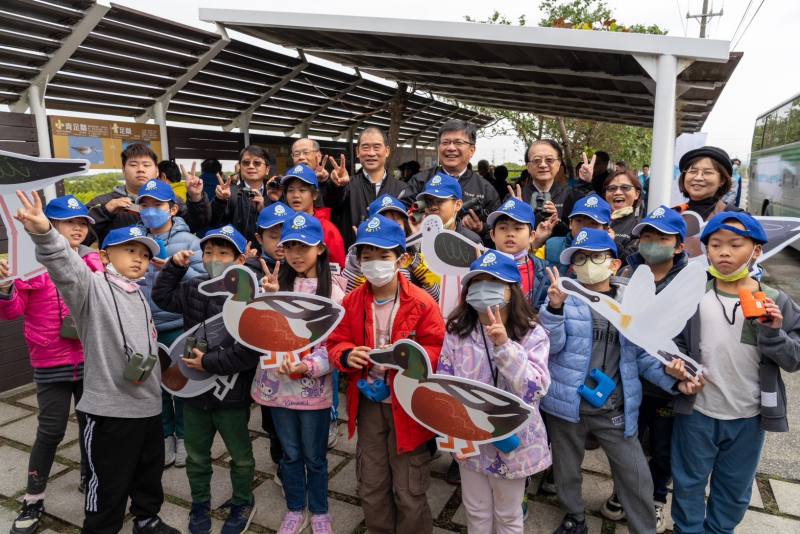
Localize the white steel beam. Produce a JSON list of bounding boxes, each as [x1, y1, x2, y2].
[[648, 54, 679, 211], [136, 23, 231, 122]]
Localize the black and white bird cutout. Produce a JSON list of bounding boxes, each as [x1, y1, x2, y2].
[[0, 150, 89, 281], [409, 215, 484, 278]]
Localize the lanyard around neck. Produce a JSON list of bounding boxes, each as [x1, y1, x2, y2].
[[479, 326, 499, 387], [104, 273, 153, 360]]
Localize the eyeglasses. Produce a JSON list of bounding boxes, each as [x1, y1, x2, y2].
[[685, 168, 719, 179], [527, 157, 559, 167], [291, 150, 318, 158], [572, 252, 611, 266], [241, 159, 265, 168], [605, 184, 635, 193], [439, 139, 474, 148]]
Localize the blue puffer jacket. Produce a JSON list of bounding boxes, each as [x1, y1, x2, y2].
[[140, 217, 205, 332], [539, 289, 677, 438], [544, 233, 573, 275]]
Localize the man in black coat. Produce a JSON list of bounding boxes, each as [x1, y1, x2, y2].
[[322, 127, 407, 248]]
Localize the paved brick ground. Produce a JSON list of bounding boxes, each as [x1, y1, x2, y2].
[[1, 386, 799, 533]]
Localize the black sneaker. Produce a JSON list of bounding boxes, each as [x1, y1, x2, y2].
[[600, 492, 626, 521], [132, 517, 181, 534], [553, 515, 588, 534], [11, 500, 44, 534], [188, 501, 212, 534], [221, 500, 256, 534], [445, 459, 461, 485]]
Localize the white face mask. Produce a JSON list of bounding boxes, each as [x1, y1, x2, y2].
[[361, 259, 398, 288], [572, 258, 614, 285], [106, 262, 146, 283]]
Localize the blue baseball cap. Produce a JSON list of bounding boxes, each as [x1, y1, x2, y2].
[[560, 228, 618, 265], [257, 202, 292, 230], [417, 173, 462, 200], [279, 212, 324, 246], [200, 225, 247, 254], [101, 225, 160, 257], [354, 215, 406, 251], [136, 179, 176, 203], [487, 198, 535, 228], [700, 212, 768, 245], [569, 193, 611, 224], [633, 205, 687, 242], [281, 163, 319, 189], [461, 250, 521, 288], [45, 195, 95, 224], [368, 194, 408, 218]]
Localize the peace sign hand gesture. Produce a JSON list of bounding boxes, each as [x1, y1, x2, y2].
[[507, 183, 523, 201], [315, 154, 330, 183], [329, 154, 350, 186], [181, 162, 204, 202], [215, 173, 232, 201], [14, 190, 50, 235], [485, 305, 509, 346], [545, 266, 567, 309], [260, 259, 280, 292], [578, 152, 596, 183]]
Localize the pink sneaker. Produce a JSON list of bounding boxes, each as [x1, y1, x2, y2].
[[311, 513, 333, 534], [278, 510, 309, 534]]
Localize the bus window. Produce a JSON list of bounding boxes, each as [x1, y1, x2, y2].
[[787, 97, 800, 145], [752, 116, 766, 152], [763, 112, 777, 150]]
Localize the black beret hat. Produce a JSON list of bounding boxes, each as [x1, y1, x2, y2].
[[679, 146, 733, 176]]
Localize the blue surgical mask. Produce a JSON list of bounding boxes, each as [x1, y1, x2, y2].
[[139, 207, 171, 230], [466, 280, 508, 313]]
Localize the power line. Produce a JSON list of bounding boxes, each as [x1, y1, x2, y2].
[[732, 0, 766, 50], [675, 0, 688, 36], [730, 0, 754, 43]]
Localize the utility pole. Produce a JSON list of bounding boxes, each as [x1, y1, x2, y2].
[[687, 0, 724, 38]]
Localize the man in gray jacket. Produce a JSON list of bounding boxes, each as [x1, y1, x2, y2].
[[16, 190, 180, 534]]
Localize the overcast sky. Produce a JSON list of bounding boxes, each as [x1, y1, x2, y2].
[[36, 0, 800, 166]]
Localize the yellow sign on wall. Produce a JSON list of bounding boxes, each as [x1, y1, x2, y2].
[[49, 116, 163, 169]]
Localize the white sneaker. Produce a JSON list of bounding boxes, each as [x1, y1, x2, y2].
[[164, 435, 176, 467], [175, 438, 187, 467], [327, 421, 339, 449], [654, 502, 667, 533]]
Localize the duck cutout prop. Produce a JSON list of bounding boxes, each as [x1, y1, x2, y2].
[[682, 211, 800, 268], [198, 264, 345, 369], [406, 215, 484, 318], [369, 339, 534, 458], [557, 259, 707, 378], [0, 150, 89, 282], [157, 312, 238, 399]]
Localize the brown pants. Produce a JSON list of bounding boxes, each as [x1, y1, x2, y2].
[[356, 399, 433, 534]]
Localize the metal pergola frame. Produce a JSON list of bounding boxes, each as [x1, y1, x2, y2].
[[199, 8, 742, 210]]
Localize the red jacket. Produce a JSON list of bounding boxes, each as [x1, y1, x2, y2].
[[313, 207, 346, 269], [328, 274, 445, 453]]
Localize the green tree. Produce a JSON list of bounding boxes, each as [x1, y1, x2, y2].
[[465, 0, 666, 173]]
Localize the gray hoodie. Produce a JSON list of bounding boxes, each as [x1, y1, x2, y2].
[[32, 228, 161, 418]]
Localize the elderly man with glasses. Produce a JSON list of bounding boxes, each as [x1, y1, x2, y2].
[[404, 119, 500, 245]]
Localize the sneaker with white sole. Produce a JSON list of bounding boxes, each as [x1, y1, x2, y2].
[[327, 420, 339, 449], [10, 500, 44, 534], [174, 438, 187, 468], [654, 501, 667, 533], [164, 435, 176, 467], [600, 492, 626, 521], [310, 513, 333, 534], [278, 510, 309, 534]]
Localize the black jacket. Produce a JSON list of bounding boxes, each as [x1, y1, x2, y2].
[[323, 169, 407, 248], [85, 185, 211, 246], [406, 166, 501, 246], [210, 182, 264, 244], [509, 180, 592, 237], [153, 259, 258, 410], [610, 211, 641, 264]]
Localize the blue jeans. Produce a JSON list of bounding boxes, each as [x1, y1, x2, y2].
[[331, 371, 340, 421], [671, 411, 765, 534], [271, 407, 329, 514]]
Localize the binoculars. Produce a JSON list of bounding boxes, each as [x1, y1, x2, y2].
[[59, 315, 79, 340], [409, 199, 427, 225], [578, 368, 616, 408], [739, 288, 769, 320], [357, 378, 390, 402], [533, 191, 553, 216], [123, 352, 158, 384], [184, 336, 209, 359]]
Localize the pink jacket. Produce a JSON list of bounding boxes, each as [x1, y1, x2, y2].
[[0, 247, 104, 369], [250, 277, 344, 411], [437, 323, 552, 480]]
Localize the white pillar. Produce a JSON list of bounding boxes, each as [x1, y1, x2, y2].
[[648, 54, 678, 212], [28, 83, 57, 202], [153, 100, 170, 160]]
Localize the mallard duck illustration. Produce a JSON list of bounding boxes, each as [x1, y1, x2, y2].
[[370, 340, 533, 457], [198, 265, 345, 368]]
